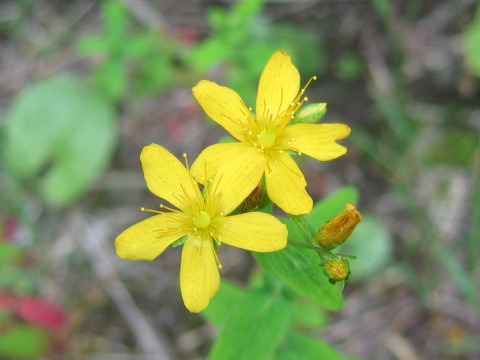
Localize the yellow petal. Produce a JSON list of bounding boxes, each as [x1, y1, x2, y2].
[[115, 213, 185, 261], [180, 236, 220, 313], [215, 212, 287, 252], [140, 144, 201, 210], [278, 123, 351, 161], [209, 146, 266, 215], [256, 51, 300, 125], [192, 80, 251, 141], [191, 142, 249, 185], [265, 151, 313, 215]]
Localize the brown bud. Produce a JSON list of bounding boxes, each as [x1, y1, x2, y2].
[[323, 258, 350, 284], [242, 181, 265, 212], [315, 203, 362, 249]]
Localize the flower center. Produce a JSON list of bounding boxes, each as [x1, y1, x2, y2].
[[193, 211, 211, 229], [257, 129, 276, 149]]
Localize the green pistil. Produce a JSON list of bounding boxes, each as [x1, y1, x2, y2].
[[257, 129, 276, 149], [193, 211, 211, 229]]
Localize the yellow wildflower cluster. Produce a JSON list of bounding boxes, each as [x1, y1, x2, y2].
[[115, 51, 352, 313]]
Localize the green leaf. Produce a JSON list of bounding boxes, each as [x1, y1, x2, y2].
[[209, 291, 291, 360], [0, 243, 21, 265], [94, 59, 128, 100], [374, 94, 417, 146], [229, 0, 265, 29], [207, 7, 227, 31], [254, 243, 344, 310], [276, 332, 348, 360], [291, 299, 328, 330], [122, 35, 158, 59], [1, 75, 117, 207], [339, 216, 392, 281], [76, 35, 111, 55], [103, 0, 129, 38], [202, 281, 247, 326], [289, 215, 316, 243], [336, 52, 363, 81], [185, 37, 231, 71], [0, 325, 49, 359], [368, 0, 393, 24], [136, 57, 173, 95], [464, 5, 480, 76]]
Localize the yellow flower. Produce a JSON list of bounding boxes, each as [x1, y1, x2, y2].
[[115, 144, 288, 313], [191, 50, 351, 215]]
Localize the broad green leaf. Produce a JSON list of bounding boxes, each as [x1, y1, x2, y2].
[[2, 75, 117, 207], [464, 5, 480, 76], [0, 325, 49, 359], [254, 243, 344, 310], [339, 216, 392, 281], [202, 281, 247, 326], [291, 299, 328, 330], [276, 332, 348, 360], [289, 215, 316, 243], [209, 291, 291, 360]]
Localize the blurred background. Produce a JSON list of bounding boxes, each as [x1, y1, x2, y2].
[[0, 0, 479, 359]]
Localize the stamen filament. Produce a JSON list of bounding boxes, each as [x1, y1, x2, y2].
[[141, 207, 164, 214], [159, 203, 182, 213]]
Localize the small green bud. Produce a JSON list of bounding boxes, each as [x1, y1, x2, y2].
[[293, 103, 327, 124], [323, 258, 350, 284]]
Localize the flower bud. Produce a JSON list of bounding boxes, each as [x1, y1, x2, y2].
[[293, 103, 327, 124], [315, 203, 362, 249], [242, 181, 265, 212], [323, 258, 350, 284]]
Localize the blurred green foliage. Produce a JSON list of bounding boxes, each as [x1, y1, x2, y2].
[[1, 75, 117, 207], [0, 321, 49, 360], [77, 0, 177, 100], [336, 52, 364, 81], [0, 243, 34, 294], [464, 4, 480, 77], [427, 129, 477, 166]]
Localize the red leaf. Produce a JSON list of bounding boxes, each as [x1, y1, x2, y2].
[[17, 298, 68, 332]]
